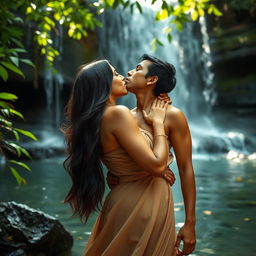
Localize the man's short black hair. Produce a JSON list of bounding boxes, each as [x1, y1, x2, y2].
[[140, 54, 176, 96]]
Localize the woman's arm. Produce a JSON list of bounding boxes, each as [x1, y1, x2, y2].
[[106, 167, 176, 189], [106, 99, 169, 176]]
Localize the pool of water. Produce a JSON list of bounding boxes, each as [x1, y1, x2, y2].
[[0, 155, 255, 255]]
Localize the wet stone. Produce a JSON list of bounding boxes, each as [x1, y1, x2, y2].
[[0, 201, 73, 256]]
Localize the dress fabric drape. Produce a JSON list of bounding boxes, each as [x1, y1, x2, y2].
[[84, 128, 176, 256]]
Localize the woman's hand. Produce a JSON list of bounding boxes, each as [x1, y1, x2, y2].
[[157, 93, 172, 105], [162, 167, 176, 186], [142, 98, 169, 125]]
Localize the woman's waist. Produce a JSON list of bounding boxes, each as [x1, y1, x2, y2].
[[109, 170, 162, 184]]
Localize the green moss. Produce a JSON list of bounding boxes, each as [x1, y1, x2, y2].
[[211, 28, 256, 53], [217, 74, 256, 92]]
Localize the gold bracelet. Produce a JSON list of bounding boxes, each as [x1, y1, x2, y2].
[[154, 134, 168, 139]]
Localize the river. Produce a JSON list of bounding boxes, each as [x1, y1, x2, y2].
[[1, 155, 255, 255]]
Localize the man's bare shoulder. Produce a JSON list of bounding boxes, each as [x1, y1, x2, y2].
[[166, 105, 188, 128], [166, 105, 185, 119]]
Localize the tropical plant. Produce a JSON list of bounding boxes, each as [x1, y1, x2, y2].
[[0, 92, 37, 184]]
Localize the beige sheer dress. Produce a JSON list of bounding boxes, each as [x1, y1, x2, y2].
[[84, 128, 176, 256]]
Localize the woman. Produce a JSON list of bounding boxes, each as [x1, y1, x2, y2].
[[62, 60, 177, 255]]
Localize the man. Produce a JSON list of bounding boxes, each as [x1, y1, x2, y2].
[[108, 54, 196, 255]]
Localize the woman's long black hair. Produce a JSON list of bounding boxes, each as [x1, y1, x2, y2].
[[61, 60, 113, 223]]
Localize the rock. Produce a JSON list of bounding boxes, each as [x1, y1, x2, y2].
[[197, 136, 229, 153], [0, 201, 73, 256]]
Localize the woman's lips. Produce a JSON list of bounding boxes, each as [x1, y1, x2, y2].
[[124, 78, 129, 85]]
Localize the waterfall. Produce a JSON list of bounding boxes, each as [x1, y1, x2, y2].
[[43, 24, 64, 128], [97, 6, 255, 156], [98, 6, 210, 117]]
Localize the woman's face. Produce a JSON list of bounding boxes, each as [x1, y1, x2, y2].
[[109, 64, 128, 97]]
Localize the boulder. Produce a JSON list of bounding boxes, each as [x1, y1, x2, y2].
[[0, 201, 73, 256]]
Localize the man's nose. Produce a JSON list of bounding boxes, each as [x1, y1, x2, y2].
[[127, 69, 133, 76]]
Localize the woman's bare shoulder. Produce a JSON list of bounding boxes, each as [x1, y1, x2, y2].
[[103, 105, 132, 122]]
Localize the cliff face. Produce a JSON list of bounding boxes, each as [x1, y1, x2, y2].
[[207, 3, 256, 109]]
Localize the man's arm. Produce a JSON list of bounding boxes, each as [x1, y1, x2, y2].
[[167, 106, 196, 255]]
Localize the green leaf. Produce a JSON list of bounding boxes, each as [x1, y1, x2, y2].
[[44, 17, 55, 27], [156, 39, 164, 46], [9, 160, 31, 171], [130, 3, 134, 14], [156, 9, 168, 20], [150, 38, 158, 52], [10, 38, 24, 48], [14, 128, 37, 141], [106, 0, 115, 7], [0, 65, 8, 81], [123, 1, 129, 9], [9, 109, 24, 119], [10, 56, 19, 66], [1, 109, 10, 116], [12, 129, 20, 141], [191, 10, 198, 21], [0, 62, 25, 79], [213, 7, 223, 16], [20, 59, 35, 68], [162, 1, 169, 11], [0, 118, 12, 127], [0, 92, 18, 101], [167, 33, 172, 42], [9, 167, 27, 185], [9, 48, 27, 53], [135, 2, 142, 14], [20, 147, 32, 159], [0, 101, 12, 109], [9, 143, 22, 157]]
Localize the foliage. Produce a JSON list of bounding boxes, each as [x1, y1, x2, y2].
[[0, 92, 37, 184], [0, 0, 101, 184], [100, 0, 222, 48]]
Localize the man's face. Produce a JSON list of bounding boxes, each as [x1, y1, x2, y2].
[[125, 60, 152, 92]]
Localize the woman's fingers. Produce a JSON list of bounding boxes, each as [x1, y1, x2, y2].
[[156, 98, 161, 108], [152, 98, 158, 108], [158, 93, 171, 103], [164, 101, 169, 110]]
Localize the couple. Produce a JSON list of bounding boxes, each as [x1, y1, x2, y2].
[[62, 54, 196, 256]]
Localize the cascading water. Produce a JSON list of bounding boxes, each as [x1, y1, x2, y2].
[[43, 24, 64, 128], [97, 5, 255, 158], [22, 24, 65, 159]]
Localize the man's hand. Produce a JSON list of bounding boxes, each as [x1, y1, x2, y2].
[[106, 171, 119, 189], [162, 167, 176, 186], [175, 223, 196, 255]]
